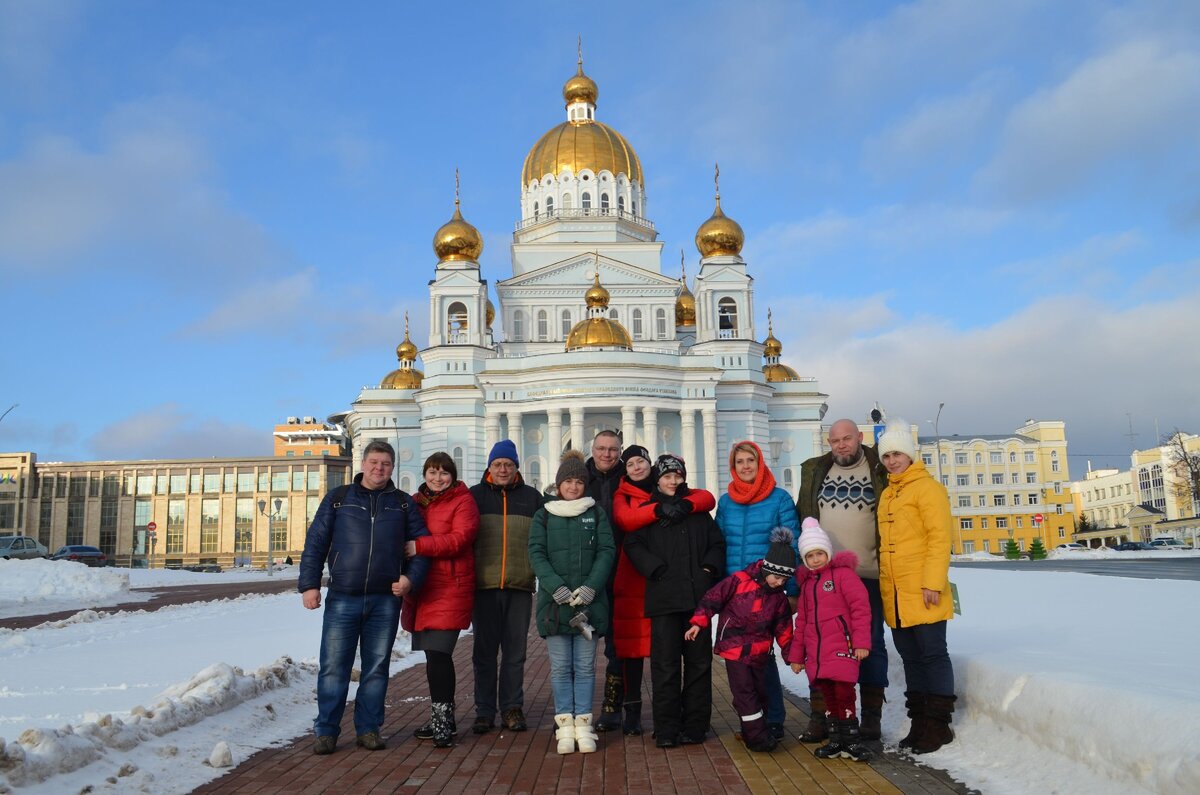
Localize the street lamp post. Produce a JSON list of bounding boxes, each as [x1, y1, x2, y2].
[[932, 402, 952, 551], [257, 497, 282, 577]]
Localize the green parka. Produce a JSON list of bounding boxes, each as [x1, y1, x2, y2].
[[528, 497, 616, 638]]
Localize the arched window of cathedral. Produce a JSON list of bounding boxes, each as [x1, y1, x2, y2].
[[537, 310, 549, 341], [717, 298, 738, 338], [783, 468, 794, 492], [528, 459, 542, 492], [632, 200, 638, 217], [617, 195, 625, 214], [447, 301, 469, 342], [399, 473, 413, 492], [512, 310, 525, 341], [561, 309, 571, 338], [609, 308, 618, 321], [546, 196, 554, 215], [581, 192, 591, 213], [562, 194, 573, 209], [452, 447, 464, 475], [600, 193, 609, 214], [631, 309, 643, 339], [533, 200, 539, 220], [656, 308, 668, 338]]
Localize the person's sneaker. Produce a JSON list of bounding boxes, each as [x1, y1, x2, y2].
[[313, 735, 337, 755], [355, 732, 386, 751], [655, 733, 679, 748], [502, 708, 528, 732], [472, 714, 495, 734], [678, 731, 706, 745]]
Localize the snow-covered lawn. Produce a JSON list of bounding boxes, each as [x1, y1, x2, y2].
[[1, 559, 1198, 794]]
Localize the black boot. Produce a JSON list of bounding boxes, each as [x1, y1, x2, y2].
[[912, 694, 956, 754], [430, 702, 455, 748], [415, 700, 456, 740], [837, 718, 874, 762], [622, 699, 643, 736], [812, 716, 843, 759], [596, 672, 623, 732], [859, 686, 885, 741], [799, 689, 828, 742], [898, 691, 926, 750]]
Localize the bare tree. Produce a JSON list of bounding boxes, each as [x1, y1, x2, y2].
[[1164, 429, 1200, 518]]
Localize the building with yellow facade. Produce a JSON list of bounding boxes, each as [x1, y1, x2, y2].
[[919, 420, 1074, 554], [273, 416, 349, 457]]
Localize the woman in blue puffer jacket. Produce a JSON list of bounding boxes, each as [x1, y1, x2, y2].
[[714, 440, 799, 740]]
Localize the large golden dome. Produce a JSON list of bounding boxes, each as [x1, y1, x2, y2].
[[566, 274, 632, 351], [695, 195, 744, 257], [433, 200, 483, 262], [563, 62, 598, 106]]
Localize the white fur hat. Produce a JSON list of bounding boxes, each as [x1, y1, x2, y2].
[[798, 517, 833, 569], [877, 418, 916, 461]]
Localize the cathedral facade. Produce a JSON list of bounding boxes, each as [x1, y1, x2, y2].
[[336, 58, 828, 497]]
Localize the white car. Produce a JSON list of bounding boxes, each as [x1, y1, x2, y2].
[[1149, 538, 1188, 550], [1055, 543, 1088, 551]]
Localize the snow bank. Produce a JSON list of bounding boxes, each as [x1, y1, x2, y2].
[[0, 559, 129, 614], [0, 656, 315, 786]]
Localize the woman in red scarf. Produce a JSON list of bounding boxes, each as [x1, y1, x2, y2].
[[402, 452, 479, 748], [714, 440, 799, 741]]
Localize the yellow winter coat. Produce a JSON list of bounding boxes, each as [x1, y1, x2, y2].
[[877, 460, 953, 629]]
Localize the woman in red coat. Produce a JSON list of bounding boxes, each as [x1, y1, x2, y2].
[[609, 445, 715, 735], [403, 452, 479, 748]]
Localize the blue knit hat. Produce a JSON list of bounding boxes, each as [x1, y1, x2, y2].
[[488, 439, 519, 468]]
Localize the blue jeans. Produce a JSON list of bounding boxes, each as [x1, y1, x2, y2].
[[314, 590, 401, 738], [890, 620, 954, 696], [859, 578, 889, 688], [545, 633, 597, 715]]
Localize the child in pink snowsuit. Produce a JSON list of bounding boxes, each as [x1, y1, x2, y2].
[[786, 517, 874, 762]]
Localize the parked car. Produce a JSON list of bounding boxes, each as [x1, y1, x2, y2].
[[1112, 541, 1155, 552], [1056, 542, 1087, 551], [0, 535, 50, 560], [1150, 538, 1189, 550], [50, 545, 109, 566]]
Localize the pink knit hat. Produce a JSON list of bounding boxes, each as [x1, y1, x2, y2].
[[798, 517, 833, 569]]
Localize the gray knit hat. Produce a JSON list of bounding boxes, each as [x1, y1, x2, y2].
[[555, 449, 588, 488]]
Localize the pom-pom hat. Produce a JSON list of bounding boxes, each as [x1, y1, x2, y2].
[[876, 418, 916, 462], [798, 517, 833, 569], [555, 449, 588, 488], [761, 527, 797, 578]]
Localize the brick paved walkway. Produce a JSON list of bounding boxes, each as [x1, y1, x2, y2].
[[193, 631, 971, 795]]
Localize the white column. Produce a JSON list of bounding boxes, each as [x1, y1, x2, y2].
[[702, 407, 719, 493], [569, 406, 586, 453], [643, 407, 659, 459], [621, 406, 638, 449], [507, 411, 523, 464], [485, 409, 502, 453], [547, 408, 563, 460], [681, 408, 697, 477]]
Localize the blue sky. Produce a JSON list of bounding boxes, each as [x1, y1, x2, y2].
[[1, 0, 1197, 473]]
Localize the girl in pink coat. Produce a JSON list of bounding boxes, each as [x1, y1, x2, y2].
[[786, 517, 873, 762]]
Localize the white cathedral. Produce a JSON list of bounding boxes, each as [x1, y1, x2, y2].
[[334, 56, 829, 497]]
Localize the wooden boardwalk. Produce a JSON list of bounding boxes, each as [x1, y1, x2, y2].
[[192, 631, 971, 794]]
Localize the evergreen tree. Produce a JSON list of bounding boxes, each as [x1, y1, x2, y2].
[[1029, 538, 1047, 560], [1004, 537, 1021, 560]]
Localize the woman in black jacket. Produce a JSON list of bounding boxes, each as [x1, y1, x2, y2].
[[623, 454, 724, 748]]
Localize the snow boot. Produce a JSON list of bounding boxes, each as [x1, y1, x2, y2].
[[575, 714, 598, 753], [836, 718, 874, 762], [623, 699, 643, 736], [898, 691, 926, 750], [859, 686, 885, 741], [554, 713, 576, 754], [812, 717, 843, 759], [912, 694, 956, 754], [596, 673, 623, 732], [415, 700, 457, 740], [430, 702, 455, 748], [799, 689, 828, 742]]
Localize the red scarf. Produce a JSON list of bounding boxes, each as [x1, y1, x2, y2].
[[726, 440, 777, 505]]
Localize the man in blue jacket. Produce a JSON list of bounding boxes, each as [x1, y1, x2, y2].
[[299, 440, 430, 755]]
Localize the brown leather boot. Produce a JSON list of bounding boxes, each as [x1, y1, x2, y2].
[[798, 689, 828, 742], [912, 694, 956, 754], [859, 686, 885, 740], [898, 691, 925, 749]]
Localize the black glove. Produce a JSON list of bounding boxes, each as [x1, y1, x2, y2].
[[662, 500, 691, 522]]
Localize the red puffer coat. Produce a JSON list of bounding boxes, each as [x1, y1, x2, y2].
[[785, 551, 871, 685], [401, 481, 480, 633], [611, 477, 715, 658]]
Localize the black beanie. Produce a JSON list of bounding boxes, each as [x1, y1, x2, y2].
[[761, 527, 797, 578], [621, 444, 651, 467], [652, 453, 686, 482]]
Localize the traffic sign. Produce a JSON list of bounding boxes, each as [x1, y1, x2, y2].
[[147, 521, 157, 532], [1033, 513, 1044, 524]]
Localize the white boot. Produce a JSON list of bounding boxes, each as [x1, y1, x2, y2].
[[575, 713, 597, 753], [554, 713, 576, 754]]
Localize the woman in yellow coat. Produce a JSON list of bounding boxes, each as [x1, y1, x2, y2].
[[875, 419, 955, 755]]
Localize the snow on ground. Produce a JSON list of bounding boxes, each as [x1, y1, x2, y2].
[[3, 560, 1199, 794], [0, 560, 299, 619]]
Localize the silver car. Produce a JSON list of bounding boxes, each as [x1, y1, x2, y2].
[[0, 535, 50, 560]]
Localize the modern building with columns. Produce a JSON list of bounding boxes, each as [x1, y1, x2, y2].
[[336, 57, 828, 496]]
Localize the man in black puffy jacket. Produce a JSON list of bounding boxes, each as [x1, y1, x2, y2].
[[299, 440, 430, 755]]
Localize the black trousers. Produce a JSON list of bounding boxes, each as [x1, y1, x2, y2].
[[471, 589, 532, 718], [649, 612, 712, 738]]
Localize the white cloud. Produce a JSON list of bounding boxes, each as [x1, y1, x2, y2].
[[87, 403, 272, 460], [978, 39, 1200, 202], [0, 0, 82, 93], [776, 289, 1200, 471]]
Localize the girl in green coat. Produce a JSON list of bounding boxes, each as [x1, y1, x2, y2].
[[529, 450, 616, 754]]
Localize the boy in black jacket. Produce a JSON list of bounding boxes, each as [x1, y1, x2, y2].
[[624, 454, 725, 748]]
